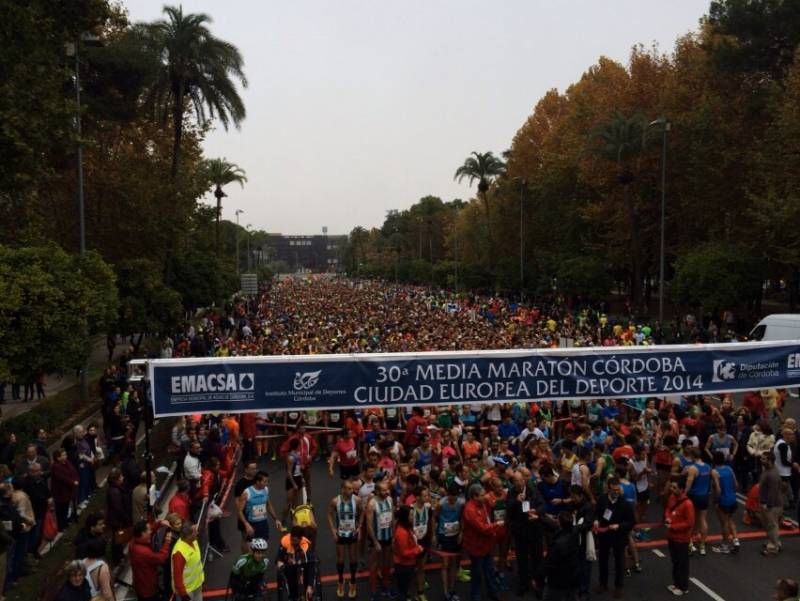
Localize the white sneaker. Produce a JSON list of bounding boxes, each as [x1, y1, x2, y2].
[[667, 585, 684, 596]]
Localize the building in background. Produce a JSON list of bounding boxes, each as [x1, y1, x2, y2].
[[260, 228, 347, 272]]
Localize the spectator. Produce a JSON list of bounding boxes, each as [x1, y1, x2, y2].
[[168, 480, 192, 523], [759, 451, 783, 556], [105, 468, 131, 563], [665, 476, 694, 596], [73, 426, 95, 507], [132, 471, 154, 524], [544, 511, 579, 601], [9, 477, 34, 578], [462, 483, 500, 601], [774, 578, 800, 601], [22, 463, 49, 557], [34, 429, 49, 458], [171, 521, 204, 601], [593, 476, 634, 599], [183, 442, 202, 507], [0, 482, 24, 589], [15, 444, 49, 479], [82, 538, 114, 601], [74, 513, 106, 560], [54, 560, 91, 601], [393, 504, 423, 601], [129, 519, 173, 601], [51, 448, 79, 532]]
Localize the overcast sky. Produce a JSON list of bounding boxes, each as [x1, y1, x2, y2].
[[123, 1, 708, 235]]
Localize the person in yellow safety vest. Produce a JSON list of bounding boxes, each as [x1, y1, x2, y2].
[[171, 521, 205, 601], [277, 526, 316, 601]]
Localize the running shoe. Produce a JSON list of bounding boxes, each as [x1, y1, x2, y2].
[[699, 543, 707, 556], [688, 542, 696, 555], [348, 580, 357, 598], [457, 568, 471, 583], [418, 594, 428, 601], [667, 585, 685, 596], [634, 563, 643, 573], [711, 543, 730, 554], [337, 582, 345, 598]]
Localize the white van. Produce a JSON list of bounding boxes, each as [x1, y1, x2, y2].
[[749, 314, 800, 341]]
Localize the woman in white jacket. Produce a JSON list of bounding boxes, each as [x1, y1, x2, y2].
[[747, 421, 775, 481]]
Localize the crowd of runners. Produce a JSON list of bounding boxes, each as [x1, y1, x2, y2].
[[41, 276, 798, 601]]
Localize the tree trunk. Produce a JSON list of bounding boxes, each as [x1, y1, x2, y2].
[[215, 189, 222, 256], [482, 191, 495, 277], [623, 184, 643, 312], [170, 86, 184, 179]]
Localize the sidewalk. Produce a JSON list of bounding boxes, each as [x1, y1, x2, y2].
[[0, 336, 127, 422]]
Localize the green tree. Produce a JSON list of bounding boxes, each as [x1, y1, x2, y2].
[[592, 112, 646, 308], [139, 5, 247, 177], [114, 258, 183, 352], [556, 256, 612, 300], [0, 245, 118, 383], [672, 243, 761, 312], [454, 151, 506, 274], [204, 158, 247, 254]]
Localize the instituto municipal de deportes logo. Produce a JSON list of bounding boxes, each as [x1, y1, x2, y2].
[[712, 360, 736, 383], [294, 370, 322, 391]]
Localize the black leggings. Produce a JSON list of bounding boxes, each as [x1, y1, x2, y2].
[[668, 540, 689, 591], [395, 564, 415, 601]]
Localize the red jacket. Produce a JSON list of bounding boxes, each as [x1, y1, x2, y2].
[[50, 460, 78, 503], [129, 535, 171, 597], [393, 524, 422, 566], [241, 413, 257, 439], [462, 498, 497, 557], [665, 494, 695, 543], [168, 493, 191, 522], [198, 468, 221, 500]]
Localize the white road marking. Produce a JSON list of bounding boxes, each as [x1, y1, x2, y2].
[[690, 577, 727, 601], [652, 549, 665, 558]]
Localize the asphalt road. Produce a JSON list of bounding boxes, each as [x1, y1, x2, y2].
[[198, 449, 800, 601]]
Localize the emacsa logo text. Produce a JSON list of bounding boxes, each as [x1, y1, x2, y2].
[[171, 372, 254, 393]]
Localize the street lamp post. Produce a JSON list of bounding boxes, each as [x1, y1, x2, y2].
[[246, 224, 252, 272], [519, 178, 526, 302], [648, 118, 670, 325], [235, 209, 244, 276]]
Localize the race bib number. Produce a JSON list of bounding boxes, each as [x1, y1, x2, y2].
[[377, 511, 392, 530], [251, 503, 267, 519], [493, 509, 506, 525], [603, 509, 613, 521], [443, 521, 460, 536], [345, 449, 358, 460], [338, 518, 356, 537], [414, 523, 428, 539], [521, 501, 530, 513]]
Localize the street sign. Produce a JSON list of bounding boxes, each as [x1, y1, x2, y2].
[[240, 273, 258, 295]]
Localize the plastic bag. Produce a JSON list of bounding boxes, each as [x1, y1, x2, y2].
[[42, 510, 58, 542], [585, 530, 597, 562]]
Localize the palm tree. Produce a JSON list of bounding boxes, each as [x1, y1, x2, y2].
[[454, 151, 506, 272], [593, 112, 646, 308], [204, 158, 247, 255], [140, 5, 247, 178]]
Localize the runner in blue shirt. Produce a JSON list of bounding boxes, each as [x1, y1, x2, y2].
[[711, 451, 740, 554]]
